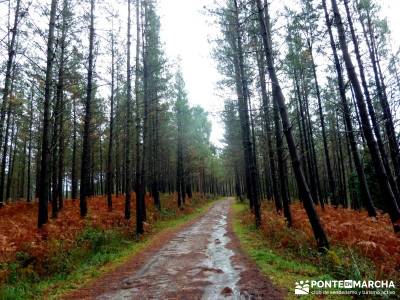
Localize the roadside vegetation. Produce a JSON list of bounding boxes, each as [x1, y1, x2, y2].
[[0, 194, 215, 300], [232, 200, 398, 299]]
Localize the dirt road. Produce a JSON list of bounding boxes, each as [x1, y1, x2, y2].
[[66, 199, 283, 299]]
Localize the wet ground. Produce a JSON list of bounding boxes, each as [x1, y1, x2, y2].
[[65, 199, 283, 300]]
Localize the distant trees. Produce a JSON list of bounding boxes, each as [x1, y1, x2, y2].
[[0, 0, 21, 193], [1, 0, 400, 248], [330, 0, 400, 231], [214, 0, 261, 226], [0, 0, 220, 232], [221, 101, 243, 201], [214, 0, 400, 250], [175, 71, 187, 209], [321, 0, 375, 216], [255, 0, 329, 250]]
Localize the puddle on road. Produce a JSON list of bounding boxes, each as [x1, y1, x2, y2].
[[96, 200, 245, 300], [202, 210, 243, 299]]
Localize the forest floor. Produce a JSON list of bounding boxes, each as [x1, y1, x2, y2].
[[0, 193, 217, 299], [233, 200, 400, 299], [64, 198, 283, 299], [1, 196, 399, 299]]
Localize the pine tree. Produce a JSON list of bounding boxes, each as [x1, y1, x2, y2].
[[38, 0, 59, 227]]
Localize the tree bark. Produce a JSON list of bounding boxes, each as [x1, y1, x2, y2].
[[71, 96, 78, 200], [106, 31, 116, 211], [27, 84, 34, 202], [273, 83, 293, 226], [330, 0, 400, 230], [256, 50, 281, 212], [80, 0, 95, 217], [343, 0, 400, 202], [38, 0, 58, 227], [232, 0, 261, 227], [255, 0, 329, 250], [124, 0, 132, 220], [135, 0, 144, 234], [56, 0, 67, 211], [359, 6, 400, 200], [308, 40, 336, 205], [0, 0, 21, 155], [321, 0, 376, 217]]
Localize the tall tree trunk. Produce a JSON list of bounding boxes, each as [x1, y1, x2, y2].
[[152, 98, 161, 210], [322, 0, 376, 217], [232, 0, 261, 226], [51, 106, 59, 218], [330, 0, 400, 230], [38, 0, 58, 227], [71, 97, 78, 200], [255, 0, 329, 250], [80, 0, 95, 217], [99, 137, 104, 195], [19, 135, 27, 199], [304, 84, 323, 206], [359, 7, 400, 199], [140, 0, 149, 223], [335, 113, 348, 206], [6, 121, 17, 202], [176, 100, 184, 209], [52, 0, 69, 214], [308, 40, 336, 205], [294, 72, 317, 203], [343, 0, 400, 202], [256, 50, 281, 212], [0, 89, 14, 205], [273, 84, 293, 226], [125, 0, 132, 220], [57, 0, 67, 209], [106, 31, 116, 211], [0, 0, 21, 154], [135, 0, 144, 235], [27, 84, 34, 202]]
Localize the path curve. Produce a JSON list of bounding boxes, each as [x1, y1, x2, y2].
[[65, 199, 283, 299]]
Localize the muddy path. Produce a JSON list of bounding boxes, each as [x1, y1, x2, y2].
[[65, 198, 283, 299]]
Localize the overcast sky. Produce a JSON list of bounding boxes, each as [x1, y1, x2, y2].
[[158, 0, 400, 147], [158, 0, 223, 146]]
